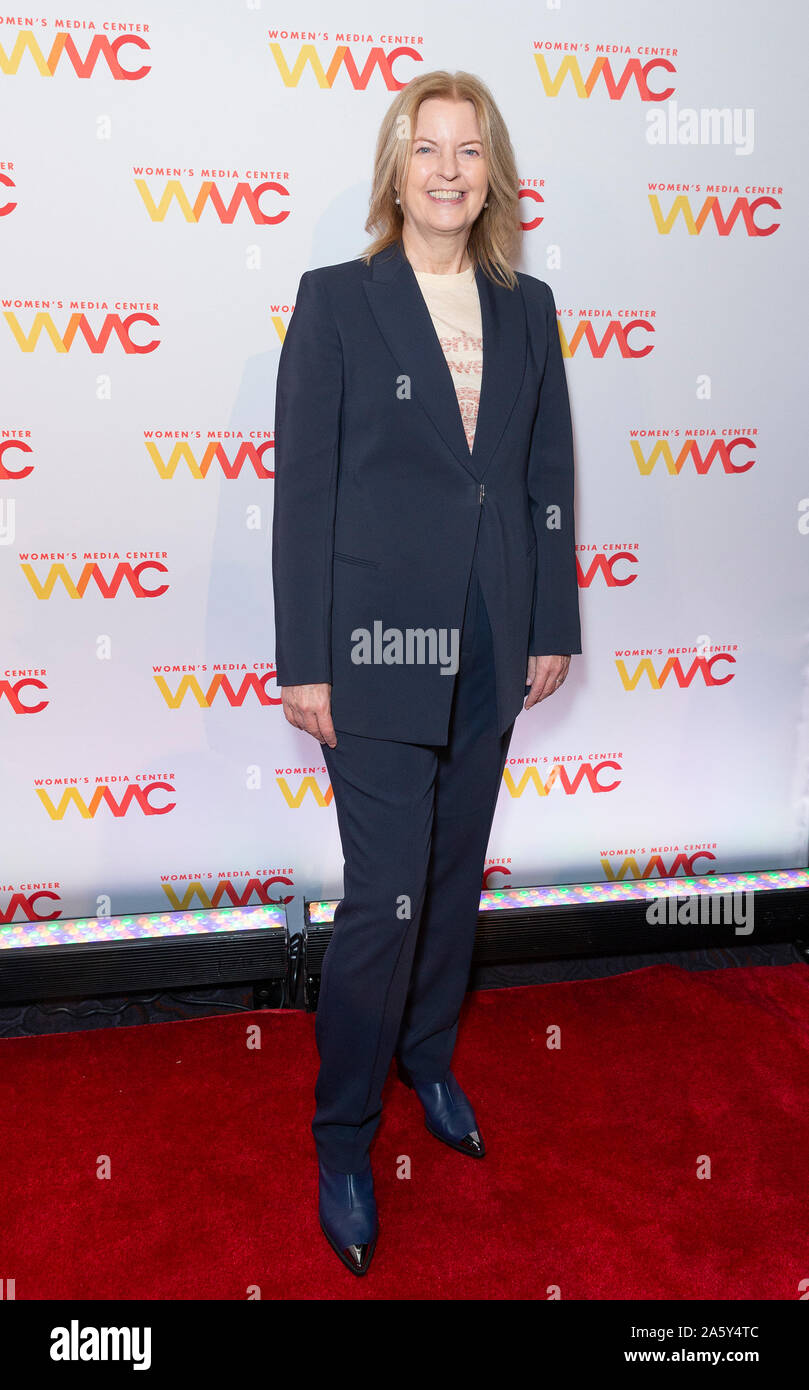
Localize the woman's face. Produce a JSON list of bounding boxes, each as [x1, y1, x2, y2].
[[399, 97, 489, 244]]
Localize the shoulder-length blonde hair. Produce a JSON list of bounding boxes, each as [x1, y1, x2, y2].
[[361, 70, 522, 289]]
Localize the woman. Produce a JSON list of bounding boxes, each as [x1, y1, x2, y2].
[[271, 70, 581, 1276]]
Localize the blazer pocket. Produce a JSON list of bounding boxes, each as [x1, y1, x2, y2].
[[334, 550, 381, 569]]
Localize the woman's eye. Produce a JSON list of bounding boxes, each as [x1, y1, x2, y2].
[[413, 146, 481, 156]]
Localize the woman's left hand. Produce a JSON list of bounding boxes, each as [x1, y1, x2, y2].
[[524, 654, 571, 709]]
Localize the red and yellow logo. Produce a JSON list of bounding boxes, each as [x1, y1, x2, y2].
[[35, 779, 176, 818], [4, 305, 160, 353], [145, 437, 274, 478], [533, 46, 676, 101], [615, 650, 736, 689], [135, 175, 290, 224], [0, 28, 152, 79], [268, 36, 422, 89], [502, 759, 622, 797], [20, 554, 169, 598], [601, 849, 717, 879], [154, 667, 279, 707], [630, 432, 756, 475], [161, 874, 293, 909], [557, 313, 655, 358], [649, 187, 781, 236]]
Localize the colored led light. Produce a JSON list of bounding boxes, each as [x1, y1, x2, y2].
[[307, 868, 809, 925], [0, 903, 286, 951]]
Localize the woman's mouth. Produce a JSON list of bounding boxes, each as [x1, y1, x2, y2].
[[426, 190, 467, 203]]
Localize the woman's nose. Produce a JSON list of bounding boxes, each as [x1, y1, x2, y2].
[[435, 157, 460, 180]]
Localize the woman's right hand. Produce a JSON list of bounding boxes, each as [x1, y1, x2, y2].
[[281, 683, 337, 747]]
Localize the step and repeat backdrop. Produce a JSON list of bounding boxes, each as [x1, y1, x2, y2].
[[2, 0, 808, 927]]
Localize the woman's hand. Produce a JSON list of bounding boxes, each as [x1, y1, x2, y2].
[[281, 683, 337, 747], [524, 654, 571, 710]]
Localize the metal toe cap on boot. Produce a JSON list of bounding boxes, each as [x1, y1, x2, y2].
[[318, 1160, 379, 1274], [344, 1241, 374, 1275], [457, 1128, 485, 1157], [412, 1074, 486, 1157]]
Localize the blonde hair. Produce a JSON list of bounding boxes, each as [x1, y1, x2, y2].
[[361, 70, 522, 289]]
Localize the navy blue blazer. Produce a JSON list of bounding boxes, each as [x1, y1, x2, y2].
[[271, 237, 581, 744]]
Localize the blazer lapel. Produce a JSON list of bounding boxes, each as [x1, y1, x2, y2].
[[363, 239, 527, 482]]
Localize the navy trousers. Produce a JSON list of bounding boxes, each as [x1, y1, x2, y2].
[[315, 562, 516, 1171]]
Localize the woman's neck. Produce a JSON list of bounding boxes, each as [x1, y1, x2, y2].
[[401, 231, 472, 275]]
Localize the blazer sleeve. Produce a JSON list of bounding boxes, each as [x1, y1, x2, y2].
[[271, 270, 343, 687], [526, 280, 582, 656]]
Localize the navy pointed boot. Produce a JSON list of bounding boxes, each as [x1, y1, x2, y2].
[[318, 1157, 378, 1275], [397, 1063, 485, 1158]]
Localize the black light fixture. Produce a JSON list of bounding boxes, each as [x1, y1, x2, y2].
[[0, 904, 290, 1008], [301, 869, 809, 1009]]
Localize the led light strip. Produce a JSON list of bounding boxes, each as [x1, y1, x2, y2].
[[0, 904, 286, 952], [307, 868, 809, 925]]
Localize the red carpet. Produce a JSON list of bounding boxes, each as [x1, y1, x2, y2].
[[2, 962, 808, 1300]]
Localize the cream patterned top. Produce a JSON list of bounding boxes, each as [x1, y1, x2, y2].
[[413, 263, 483, 453]]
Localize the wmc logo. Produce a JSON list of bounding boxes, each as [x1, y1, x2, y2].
[[558, 318, 655, 357], [602, 851, 717, 879], [0, 676, 48, 712], [35, 783, 176, 818], [533, 50, 676, 101], [135, 178, 290, 225], [0, 440, 34, 479], [615, 655, 736, 689], [577, 552, 638, 588], [154, 673, 279, 707], [630, 436, 756, 475], [1, 890, 61, 923], [4, 309, 159, 353], [161, 877, 293, 909], [20, 560, 168, 598], [502, 762, 622, 796], [0, 30, 151, 78], [145, 441, 274, 478], [648, 192, 780, 236], [268, 37, 421, 89]]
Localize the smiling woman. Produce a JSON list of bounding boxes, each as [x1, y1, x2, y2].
[[398, 105, 488, 267], [271, 68, 581, 1277], [363, 69, 523, 286]]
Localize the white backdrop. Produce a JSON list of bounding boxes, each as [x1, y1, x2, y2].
[[2, 0, 808, 926]]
